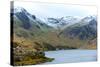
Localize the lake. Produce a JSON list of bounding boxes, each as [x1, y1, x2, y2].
[[43, 50, 97, 64]]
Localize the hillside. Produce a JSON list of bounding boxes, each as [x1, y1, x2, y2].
[[12, 7, 97, 50], [11, 7, 97, 65]]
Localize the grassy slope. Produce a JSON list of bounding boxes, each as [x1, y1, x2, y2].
[[12, 15, 97, 66], [12, 16, 55, 66]]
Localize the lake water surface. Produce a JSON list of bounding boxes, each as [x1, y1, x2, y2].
[[43, 50, 97, 64]]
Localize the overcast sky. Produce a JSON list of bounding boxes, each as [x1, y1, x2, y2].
[[14, 1, 97, 20]]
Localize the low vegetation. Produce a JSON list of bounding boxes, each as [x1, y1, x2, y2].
[[11, 8, 97, 66], [12, 41, 54, 66]]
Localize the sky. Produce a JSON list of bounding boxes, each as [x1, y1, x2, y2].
[[14, 1, 97, 20]]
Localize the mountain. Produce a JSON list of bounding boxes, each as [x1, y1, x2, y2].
[[59, 16, 97, 40], [12, 7, 56, 66], [11, 7, 97, 66], [12, 7, 97, 51], [12, 7, 52, 38], [46, 16, 81, 29]]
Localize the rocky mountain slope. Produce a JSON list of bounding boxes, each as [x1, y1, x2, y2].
[[12, 7, 97, 50], [11, 7, 97, 66]]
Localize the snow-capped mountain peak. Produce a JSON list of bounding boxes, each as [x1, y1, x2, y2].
[[46, 16, 81, 29], [12, 7, 97, 30], [14, 7, 27, 13]]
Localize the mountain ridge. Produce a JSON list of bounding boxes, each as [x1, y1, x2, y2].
[[12, 7, 97, 51]]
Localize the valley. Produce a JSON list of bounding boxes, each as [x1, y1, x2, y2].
[[11, 7, 97, 66]]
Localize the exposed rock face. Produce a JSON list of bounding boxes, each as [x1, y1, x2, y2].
[[11, 7, 97, 66]]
